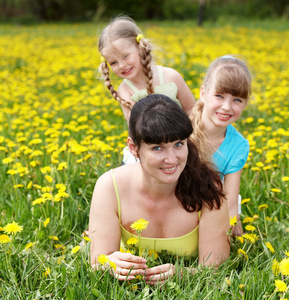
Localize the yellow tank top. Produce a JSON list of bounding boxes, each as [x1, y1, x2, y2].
[[111, 170, 199, 257]]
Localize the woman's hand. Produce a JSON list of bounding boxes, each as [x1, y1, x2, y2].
[[145, 263, 176, 285], [106, 251, 148, 281]]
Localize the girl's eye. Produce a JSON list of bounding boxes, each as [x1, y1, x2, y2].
[[234, 98, 243, 103], [215, 94, 223, 98], [123, 54, 129, 59]]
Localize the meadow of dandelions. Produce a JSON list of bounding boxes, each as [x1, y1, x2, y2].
[[0, 22, 288, 299]]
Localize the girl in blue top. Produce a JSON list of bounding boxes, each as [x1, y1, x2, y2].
[[98, 16, 196, 122], [190, 56, 251, 236]]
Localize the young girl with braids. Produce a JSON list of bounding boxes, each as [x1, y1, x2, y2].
[[190, 56, 251, 236], [98, 16, 196, 123]]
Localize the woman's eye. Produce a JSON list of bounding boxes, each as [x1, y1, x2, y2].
[[153, 146, 161, 151], [175, 141, 183, 148]]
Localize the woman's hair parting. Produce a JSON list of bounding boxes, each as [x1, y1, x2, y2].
[[98, 16, 154, 108], [190, 56, 252, 161], [130, 94, 225, 212]]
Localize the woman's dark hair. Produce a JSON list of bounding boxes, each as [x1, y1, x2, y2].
[[129, 94, 225, 212]]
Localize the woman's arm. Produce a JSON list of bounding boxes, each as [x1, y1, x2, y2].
[[224, 169, 243, 235], [198, 199, 230, 267], [164, 67, 196, 116], [89, 171, 147, 280]]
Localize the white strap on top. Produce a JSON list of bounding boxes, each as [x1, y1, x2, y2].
[[157, 65, 164, 84], [123, 79, 138, 92]]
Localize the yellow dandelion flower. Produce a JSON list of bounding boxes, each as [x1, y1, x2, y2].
[[272, 259, 280, 276], [245, 225, 256, 232], [49, 236, 59, 241], [243, 233, 259, 244], [2, 157, 14, 164], [148, 249, 158, 260], [126, 237, 139, 245], [43, 267, 51, 278], [4, 221, 23, 235], [45, 175, 53, 183], [265, 242, 275, 253], [225, 277, 231, 286], [253, 214, 259, 220], [271, 188, 282, 193], [109, 261, 117, 271], [256, 162, 264, 167], [284, 250, 289, 257], [230, 215, 237, 227], [25, 242, 35, 251], [57, 256, 65, 265], [54, 244, 65, 250], [32, 198, 46, 205], [237, 236, 244, 243], [119, 247, 125, 253], [130, 218, 149, 233], [83, 236, 91, 242], [71, 246, 80, 254], [241, 198, 251, 204], [0, 234, 11, 243], [282, 176, 289, 182], [239, 284, 245, 290], [57, 162, 67, 171], [279, 258, 289, 276], [275, 280, 287, 292], [258, 204, 269, 210], [243, 217, 254, 223], [13, 184, 24, 189], [98, 254, 110, 265], [43, 218, 50, 228], [237, 248, 248, 260]]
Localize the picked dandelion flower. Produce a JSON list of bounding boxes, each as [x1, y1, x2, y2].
[[245, 225, 256, 232], [275, 280, 287, 292], [0, 234, 11, 243], [4, 221, 23, 235], [265, 242, 275, 253], [71, 245, 80, 254], [230, 215, 237, 227], [258, 204, 269, 210], [279, 257, 289, 276], [126, 237, 139, 245], [272, 259, 280, 276], [109, 261, 117, 271], [98, 254, 110, 265], [130, 218, 149, 233]]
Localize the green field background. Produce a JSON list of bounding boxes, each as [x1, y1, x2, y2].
[[0, 21, 288, 299]]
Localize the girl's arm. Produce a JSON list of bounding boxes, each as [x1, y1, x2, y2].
[[89, 172, 147, 280], [224, 169, 243, 235], [198, 198, 230, 267], [164, 67, 196, 116]]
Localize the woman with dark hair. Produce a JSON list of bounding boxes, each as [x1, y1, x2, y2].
[[89, 94, 230, 285]]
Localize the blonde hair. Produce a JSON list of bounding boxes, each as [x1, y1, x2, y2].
[[190, 56, 252, 162], [98, 16, 154, 109]]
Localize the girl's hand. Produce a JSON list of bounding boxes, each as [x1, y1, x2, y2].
[[106, 251, 148, 281], [145, 263, 176, 285]]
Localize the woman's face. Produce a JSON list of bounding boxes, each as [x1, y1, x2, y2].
[[135, 139, 188, 185]]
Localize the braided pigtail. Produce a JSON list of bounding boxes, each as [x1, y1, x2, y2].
[[99, 61, 132, 110], [189, 100, 212, 163], [138, 38, 154, 95]]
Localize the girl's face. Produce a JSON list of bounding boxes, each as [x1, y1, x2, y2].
[[200, 84, 247, 128], [128, 138, 188, 185], [101, 38, 142, 81]]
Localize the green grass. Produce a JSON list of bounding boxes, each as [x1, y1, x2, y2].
[[0, 20, 288, 299]]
